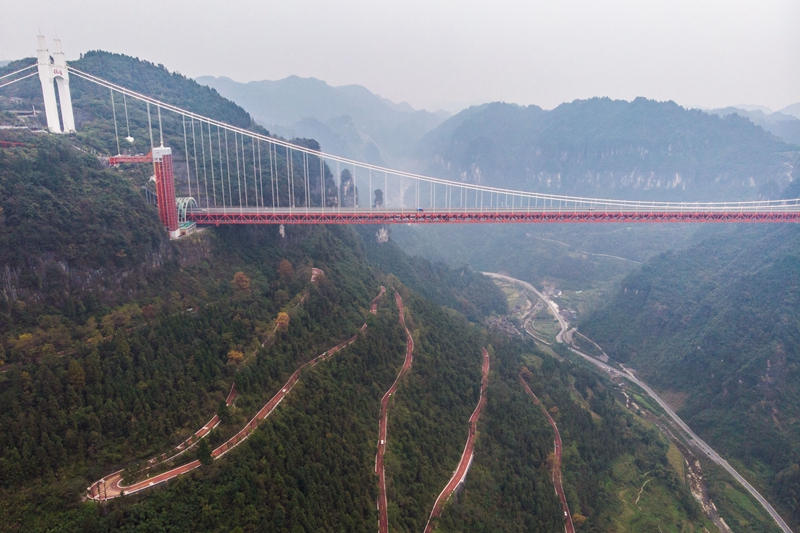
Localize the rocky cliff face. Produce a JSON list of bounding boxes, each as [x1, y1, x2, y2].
[[417, 98, 799, 201], [1, 241, 171, 306]]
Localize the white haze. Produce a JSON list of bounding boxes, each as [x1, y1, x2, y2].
[[1, 0, 798, 113]]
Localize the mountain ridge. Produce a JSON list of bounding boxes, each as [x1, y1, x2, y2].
[[416, 97, 799, 201], [579, 223, 800, 529], [196, 74, 449, 163], [707, 106, 800, 146]]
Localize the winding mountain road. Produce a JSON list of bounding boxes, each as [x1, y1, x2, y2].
[[487, 272, 794, 533], [521, 376, 575, 533], [88, 285, 386, 501], [573, 348, 793, 533], [483, 272, 568, 342], [376, 291, 413, 533], [423, 347, 490, 533]]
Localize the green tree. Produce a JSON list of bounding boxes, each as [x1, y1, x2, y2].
[[67, 359, 85, 391], [197, 437, 212, 466]]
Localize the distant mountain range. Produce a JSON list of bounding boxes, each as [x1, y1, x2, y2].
[[196, 73, 799, 202], [725, 102, 800, 120], [708, 106, 800, 146], [415, 98, 799, 201], [0, 60, 11, 68], [195, 75, 449, 165], [780, 103, 800, 119]]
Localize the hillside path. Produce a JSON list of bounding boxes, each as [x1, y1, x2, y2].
[[520, 376, 575, 533], [88, 286, 385, 501], [376, 291, 413, 533], [423, 347, 490, 533]]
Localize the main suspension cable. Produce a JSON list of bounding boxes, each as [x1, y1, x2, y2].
[[0, 63, 36, 80], [0, 72, 37, 90], [65, 66, 800, 213]]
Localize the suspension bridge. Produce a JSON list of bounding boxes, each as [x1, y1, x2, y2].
[[2, 37, 800, 239]]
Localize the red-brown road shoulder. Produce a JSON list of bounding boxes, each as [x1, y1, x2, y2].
[[376, 291, 413, 533], [423, 347, 490, 533], [520, 376, 575, 533], [88, 286, 385, 501]]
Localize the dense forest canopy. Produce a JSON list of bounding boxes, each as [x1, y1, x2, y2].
[[0, 48, 789, 533], [580, 223, 800, 527]]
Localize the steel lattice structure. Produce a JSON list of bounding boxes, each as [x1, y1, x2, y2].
[[5, 51, 800, 226], [186, 209, 800, 225]]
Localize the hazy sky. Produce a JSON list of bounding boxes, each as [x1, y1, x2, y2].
[[3, 0, 799, 113]]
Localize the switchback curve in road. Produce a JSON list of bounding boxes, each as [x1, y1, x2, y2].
[[376, 290, 413, 533], [482, 272, 568, 342], [423, 347, 490, 533], [521, 375, 575, 533], [88, 286, 386, 501], [486, 272, 793, 533]]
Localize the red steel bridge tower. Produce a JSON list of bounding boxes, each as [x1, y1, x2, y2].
[[108, 146, 180, 238], [152, 146, 179, 239], [5, 36, 799, 233]]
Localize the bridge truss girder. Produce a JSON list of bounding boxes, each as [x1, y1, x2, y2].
[[187, 210, 800, 225]]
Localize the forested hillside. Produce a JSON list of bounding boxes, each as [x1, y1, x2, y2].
[[0, 127, 428, 531], [355, 226, 507, 321], [580, 223, 800, 529], [0, 138, 166, 323], [433, 339, 712, 533], [0, 49, 748, 533], [417, 98, 798, 201], [707, 107, 800, 146]]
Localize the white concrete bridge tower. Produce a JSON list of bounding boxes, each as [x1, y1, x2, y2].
[[36, 35, 76, 133]]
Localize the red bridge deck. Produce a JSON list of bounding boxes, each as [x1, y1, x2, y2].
[[188, 209, 800, 225]]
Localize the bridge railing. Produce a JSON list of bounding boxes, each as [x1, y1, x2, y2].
[[58, 66, 800, 222]]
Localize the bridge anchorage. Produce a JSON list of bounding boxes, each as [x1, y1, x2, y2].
[[2, 36, 800, 236]]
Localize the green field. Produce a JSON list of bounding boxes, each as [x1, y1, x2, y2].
[[605, 452, 715, 532], [528, 309, 560, 343]]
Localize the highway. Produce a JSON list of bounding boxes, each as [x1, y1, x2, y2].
[[486, 272, 794, 533], [482, 272, 569, 342], [423, 347, 490, 533], [573, 348, 793, 533], [376, 291, 413, 533], [520, 376, 575, 533]]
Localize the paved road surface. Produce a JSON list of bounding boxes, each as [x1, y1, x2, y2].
[[423, 348, 490, 533], [521, 376, 575, 533], [376, 291, 413, 533], [486, 272, 793, 533], [573, 346, 793, 533], [88, 286, 386, 501], [87, 383, 238, 500], [483, 272, 568, 342]]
